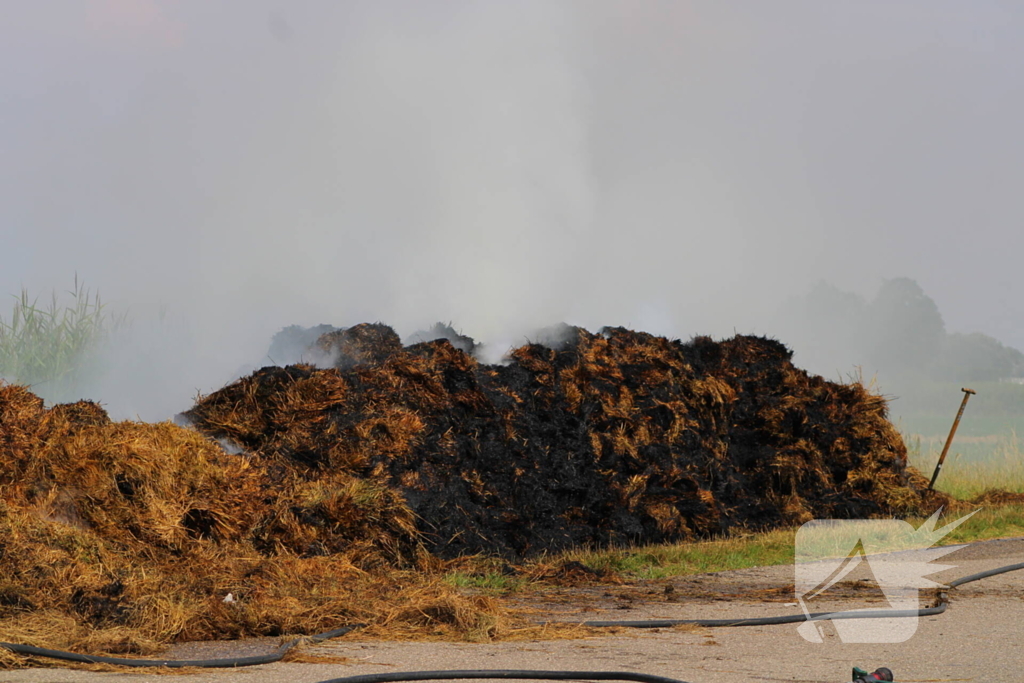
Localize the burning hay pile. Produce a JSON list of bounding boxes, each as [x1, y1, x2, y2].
[[185, 324, 939, 559], [0, 382, 498, 662], [0, 322, 940, 661]]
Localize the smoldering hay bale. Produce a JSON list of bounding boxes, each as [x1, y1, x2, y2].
[[185, 323, 944, 559]]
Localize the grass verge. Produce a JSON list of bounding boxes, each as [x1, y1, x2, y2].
[[560, 529, 797, 581], [447, 503, 1024, 592], [942, 503, 1024, 542]]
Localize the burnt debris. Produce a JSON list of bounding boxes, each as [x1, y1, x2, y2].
[[184, 323, 935, 559]]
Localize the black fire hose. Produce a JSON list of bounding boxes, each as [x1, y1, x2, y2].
[[577, 604, 947, 629], [948, 560, 1024, 587], [1, 561, 1021, 671], [312, 671, 694, 683], [0, 624, 361, 669], [574, 560, 1024, 630]]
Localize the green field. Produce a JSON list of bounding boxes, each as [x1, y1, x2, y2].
[[906, 431, 1024, 498], [879, 379, 1024, 495], [881, 381, 1024, 497], [886, 380, 1024, 434]]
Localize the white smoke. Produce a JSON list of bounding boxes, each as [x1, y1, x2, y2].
[[2, 1, 1023, 419]]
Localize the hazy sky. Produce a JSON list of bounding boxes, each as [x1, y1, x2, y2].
[[2, 1, 1023, 418]]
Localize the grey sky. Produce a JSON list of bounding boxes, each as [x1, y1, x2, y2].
[[2, 1, 1022, 418]]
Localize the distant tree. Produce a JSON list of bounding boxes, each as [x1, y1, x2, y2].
[[802, 281, 868, 323], [776, 281, 867, 375], [775, 276, 1024, 384], [933, 332, 1024, 382], [864, 278, 945, 379]]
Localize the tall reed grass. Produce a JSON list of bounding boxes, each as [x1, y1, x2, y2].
[[0, 277, 124, 400]]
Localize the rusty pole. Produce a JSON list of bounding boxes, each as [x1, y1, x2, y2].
[[928, 387, 976, 491]]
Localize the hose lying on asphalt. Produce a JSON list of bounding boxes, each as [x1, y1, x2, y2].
[[573, 560, 1024, 629], [312, 671, 694, 683], [1, 560, 1022, 669], [0, 624, 361, 669], [947, 561, 1024, 587], [577, 604, 948, 629]]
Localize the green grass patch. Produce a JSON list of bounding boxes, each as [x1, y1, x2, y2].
[[495, 506, 1024, 588], [444, 556, 528, 594], [929, 505, 1024, 544], [561, 529, 797, 580], [445, 571, 526, 593], [443, 530, 799, 590]]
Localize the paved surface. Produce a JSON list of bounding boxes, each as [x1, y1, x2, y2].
[[5, 538, 1023, 683]]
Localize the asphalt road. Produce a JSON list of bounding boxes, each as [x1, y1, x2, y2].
[[5, 537, 1022, 683]]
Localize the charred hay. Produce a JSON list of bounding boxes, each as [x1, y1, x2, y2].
[[185, 324, 942, 559]]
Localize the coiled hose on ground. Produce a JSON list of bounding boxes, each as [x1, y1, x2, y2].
[[1, 559, 1022, 675]]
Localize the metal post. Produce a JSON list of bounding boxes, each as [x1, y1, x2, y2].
[[928, 387, 976, 491]]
